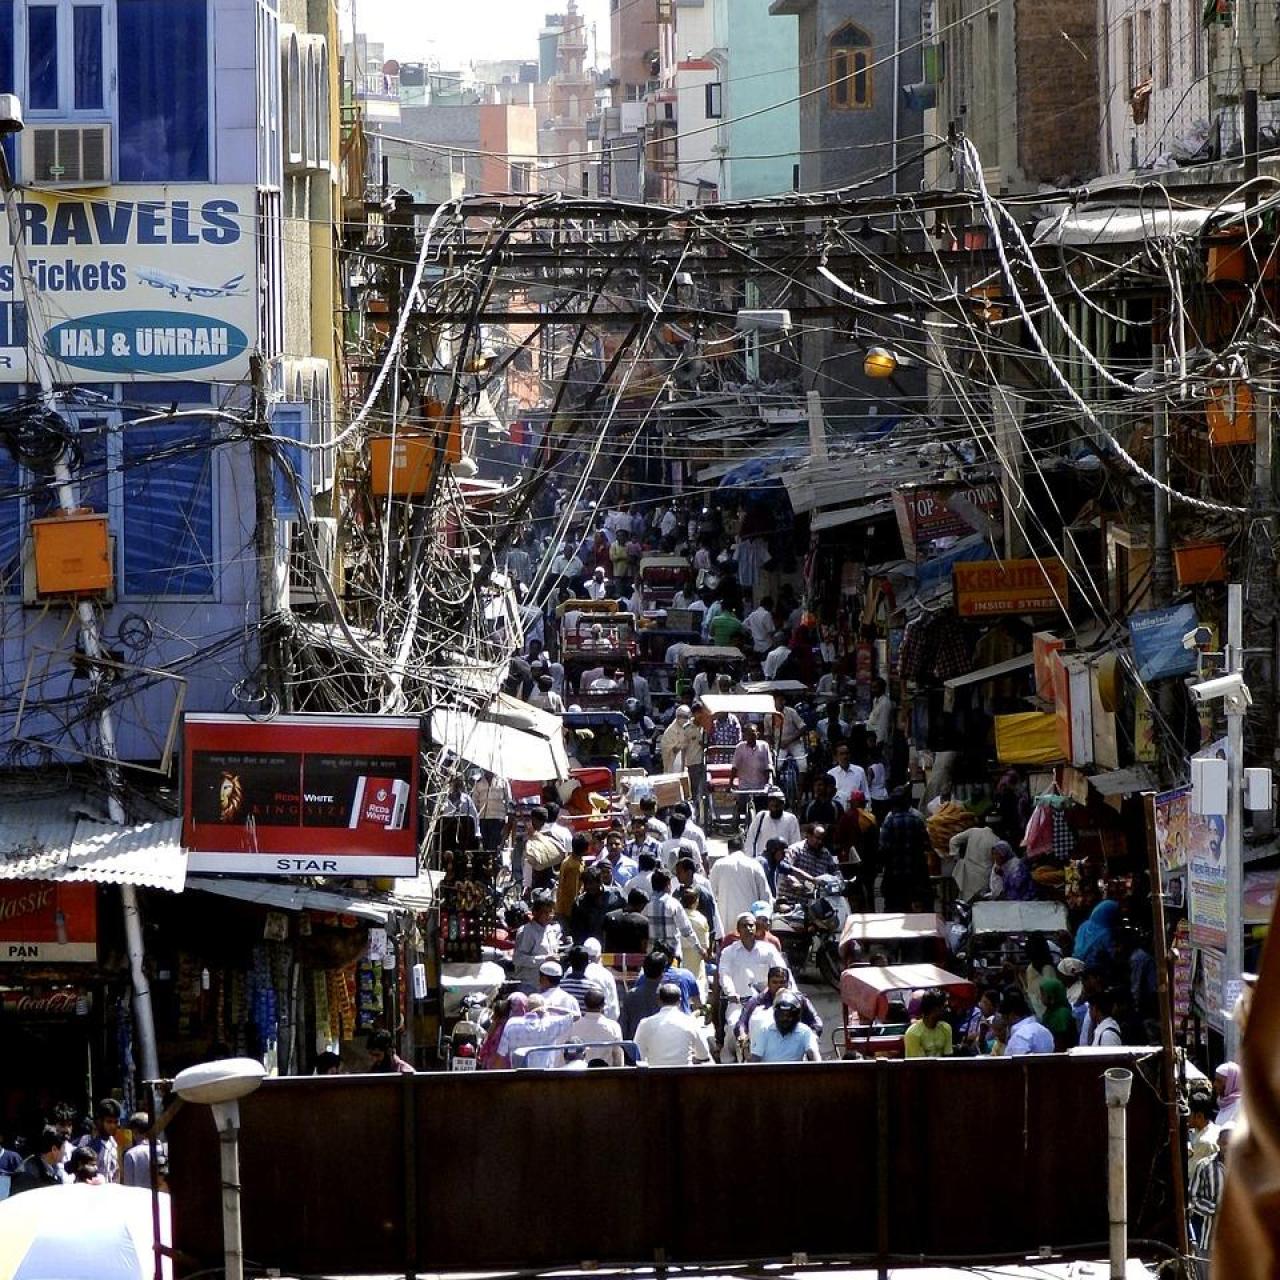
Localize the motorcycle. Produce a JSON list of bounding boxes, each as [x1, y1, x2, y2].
[[771, 873, 851, 990]]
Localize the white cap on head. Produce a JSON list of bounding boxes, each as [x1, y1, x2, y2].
[[675, 704, 692, 718], [583, 937, 602, 960]]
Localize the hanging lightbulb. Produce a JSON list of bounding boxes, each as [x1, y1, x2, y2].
[[54, 909, 67, 945]]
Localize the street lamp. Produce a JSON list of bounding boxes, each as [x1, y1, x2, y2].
[[173, 1058, 266, 1280], [863, 345, 899, 379]]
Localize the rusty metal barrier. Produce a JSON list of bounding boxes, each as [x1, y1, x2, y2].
[[168, 1052, 1175, 1276]]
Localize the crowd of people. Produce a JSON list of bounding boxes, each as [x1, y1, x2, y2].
[[0, 1098, 166, 1196]]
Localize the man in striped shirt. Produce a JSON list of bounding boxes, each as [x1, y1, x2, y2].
[[559, 945, 597, 1009]]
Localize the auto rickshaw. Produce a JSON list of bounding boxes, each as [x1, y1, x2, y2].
[[956, 899, 1071, 988], [674, 644, 748, 701], [835, 962, 978, 1058], [695, 693, 782, 832], [638, 554, 691, 610], [561, 710, 630, 773]]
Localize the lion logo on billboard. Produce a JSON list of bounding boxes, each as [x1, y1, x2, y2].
[[218, 771, 244, 823]]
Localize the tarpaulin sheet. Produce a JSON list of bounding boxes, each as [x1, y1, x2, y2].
[[994, 711, 1064, 765]]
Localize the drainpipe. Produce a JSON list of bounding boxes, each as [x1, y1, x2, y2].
[[891, 0, 902, 195], [1104, 1067, 1133, 1280]]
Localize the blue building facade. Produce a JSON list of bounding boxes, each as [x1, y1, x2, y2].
[[0, 0, 336, 766]]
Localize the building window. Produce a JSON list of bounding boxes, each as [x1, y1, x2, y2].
[[21, 0, 109, 116], [509, 160, 531, 191], [705, 80, 722, 118], [1189, 0, 1205, 76], [117, 0, 208, 181], [1137, 7, 1152, 79], [1157, 1, 1171, 86], [829, 23, 872, 109], [1122, 15, 1135, 91]]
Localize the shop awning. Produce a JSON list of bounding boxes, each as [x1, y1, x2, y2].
[[1033, 203, 1241, 247], [810, 499, 896, 532], [430, 702, 570, 781], [1086, 765, 1160, 797], [0, 816, 187, 892], [185, 877, 400, 923], [943, 651, 1036, 689]]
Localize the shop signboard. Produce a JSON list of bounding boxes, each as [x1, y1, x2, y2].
[[0, 881, 97, 963], [1155, 782, 1227, 949], [893, 481, 1002, 560], [0, 187, 257, 382], [1129, 603, 1199, 683], [184, 714, 422, 877], [1197, 946, 1226, 1032], [953, 558, 1069, 617], [1, 988, 91, 1016], [1033, 631, 1064, 703]]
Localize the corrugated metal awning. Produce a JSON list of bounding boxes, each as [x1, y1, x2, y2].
[[810, 499, 896, 532], [943, 651, 1036, 689], [185, 877, 400, 923], [0, 816, 187, 892]]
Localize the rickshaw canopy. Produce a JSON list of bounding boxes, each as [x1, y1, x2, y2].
[[675, 645, 746, 667], [969, 900, 1069, 935], [839, 912, 946, 948], [555, 598, 620, 618], [840, 963, 976, 1024], [696, 694, 781, 720], [639, 555, 691, 574], [740, 679, 810, 695]]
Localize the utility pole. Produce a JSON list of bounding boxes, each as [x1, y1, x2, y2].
[[1152, 345, 1172, 605], [0, 139, 158, 1083], [1226, 582, 1246, 1061], [250, 354, 285, 708], [992, 383, 1026, 557]]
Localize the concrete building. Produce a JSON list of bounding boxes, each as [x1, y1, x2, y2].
[[769, 0, 923, 195], [544, 0, 596, 193], [710, 0, 800, 199], [0, 0, 340, 762], [934, 0, 1100, 188]]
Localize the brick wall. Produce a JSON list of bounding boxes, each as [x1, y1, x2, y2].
[[1015, 0, 1101, 183]]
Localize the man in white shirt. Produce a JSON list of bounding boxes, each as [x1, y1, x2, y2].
[[513, 894, 563, 990], [866, 677, 894, 747], [1089, 991, 1124, 1047], [633, 983, 712, 1065], [717, 913, 788, 1061], [673, 801, 708, 862], [710, 848, 773, 942], [538, 961, 583, 1018], [544, 805, 574, 857], [581, 937, 621, 1019], [572, 985, 625, 1067], [743, 597, 777, 655], [1002, 990, 1055, 1055], [827, 742, 869, 804], [659, 505, 681, 540], [498, 994, 577, 1067], [585, 567, 610, 600], [744, 790, 802, 859], [763, 640, 793, 681]]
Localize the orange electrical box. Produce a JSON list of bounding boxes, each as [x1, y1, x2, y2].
[[369, 432, 435, 496], [30, 512, 112, 595], [1206, 382, 1255, 446], [1175, 541, 1229, 587]]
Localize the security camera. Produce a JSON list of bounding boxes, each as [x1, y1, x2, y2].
[[0, 95, 23, 136], [1188, 672, 1252, 707], [1182, 626, 1214, 650]]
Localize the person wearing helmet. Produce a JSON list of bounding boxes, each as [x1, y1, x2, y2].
[[750, 990, 821, 1062]]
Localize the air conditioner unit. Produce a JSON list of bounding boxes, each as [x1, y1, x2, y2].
[[286, 517, 342, 609], [22, 124, 110, 186]]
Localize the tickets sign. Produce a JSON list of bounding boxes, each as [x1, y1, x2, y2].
[[0, 881, 97, 963], [0, 187, 257, 382], [953, 558, 1069, 617], [183, 714, 422, 877]]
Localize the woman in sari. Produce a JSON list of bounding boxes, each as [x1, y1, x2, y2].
[[1039, 976, 1076, 1051], [478, 992, 528, 1070], [1073, 899, 1120, 965]]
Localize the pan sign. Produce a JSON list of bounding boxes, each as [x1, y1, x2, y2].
[[184, 714, 422, 877], [0, 188, 257, 382], [0, 882, 97, 963], [953, 558, 1069, 617]]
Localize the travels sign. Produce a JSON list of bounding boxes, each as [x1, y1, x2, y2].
[[183, 714, 422, 877], [953, 558, 1069, 617], [0, 187, 257, 381]]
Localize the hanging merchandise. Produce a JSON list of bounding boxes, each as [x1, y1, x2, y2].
[[356, 959, 384, 1032], [437, 849, 499, 963], [1022, 803, 1053, 857]]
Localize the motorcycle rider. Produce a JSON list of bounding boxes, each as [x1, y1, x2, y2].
[[784, 824, 839, 883], [718, 911, 787, 1061], [736, 964, 821, 1055]]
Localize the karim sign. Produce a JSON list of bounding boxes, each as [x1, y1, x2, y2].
[[183, 714, 422, 877], [953, 558, 1069, 617], [0, 187, 256, 382]]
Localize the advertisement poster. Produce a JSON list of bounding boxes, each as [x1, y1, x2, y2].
[[1129, 603, 1199, 683], [1197, 946, 1226, 1032], [1153, 786, 1191, 873], [892, 481, 1003, 561], [1153, 784, 1226, 946], [953, 558, 1069, 617], [184, 714, 421, 877], [0, 187, 257, 382], [0, 881, 97, 963], [1172, 919, 1193, 1024]]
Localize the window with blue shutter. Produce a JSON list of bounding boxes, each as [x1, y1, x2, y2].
[[122, 420, 214, 597], [117, 0, 209, 181]]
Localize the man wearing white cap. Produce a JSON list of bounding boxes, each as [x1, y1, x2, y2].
[[582, 937, 621, 1019], [538, 961, 582, 1018]]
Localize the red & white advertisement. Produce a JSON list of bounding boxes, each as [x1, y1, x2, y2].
[[183, 714, 422, 877], [0, 881, 98, 963]]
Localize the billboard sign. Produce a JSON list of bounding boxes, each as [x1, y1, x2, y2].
[[0, 881, 97, 963], [0, 187, 257, 382], [1129, 603, 1199, 683], [893, 481, 1003, 560], [184, 714, 422, 877], [953, 558, 1069, 617]]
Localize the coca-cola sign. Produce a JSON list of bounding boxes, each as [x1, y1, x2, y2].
[[1, 989, 91, 1016], [0, 881, 98, 963]]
